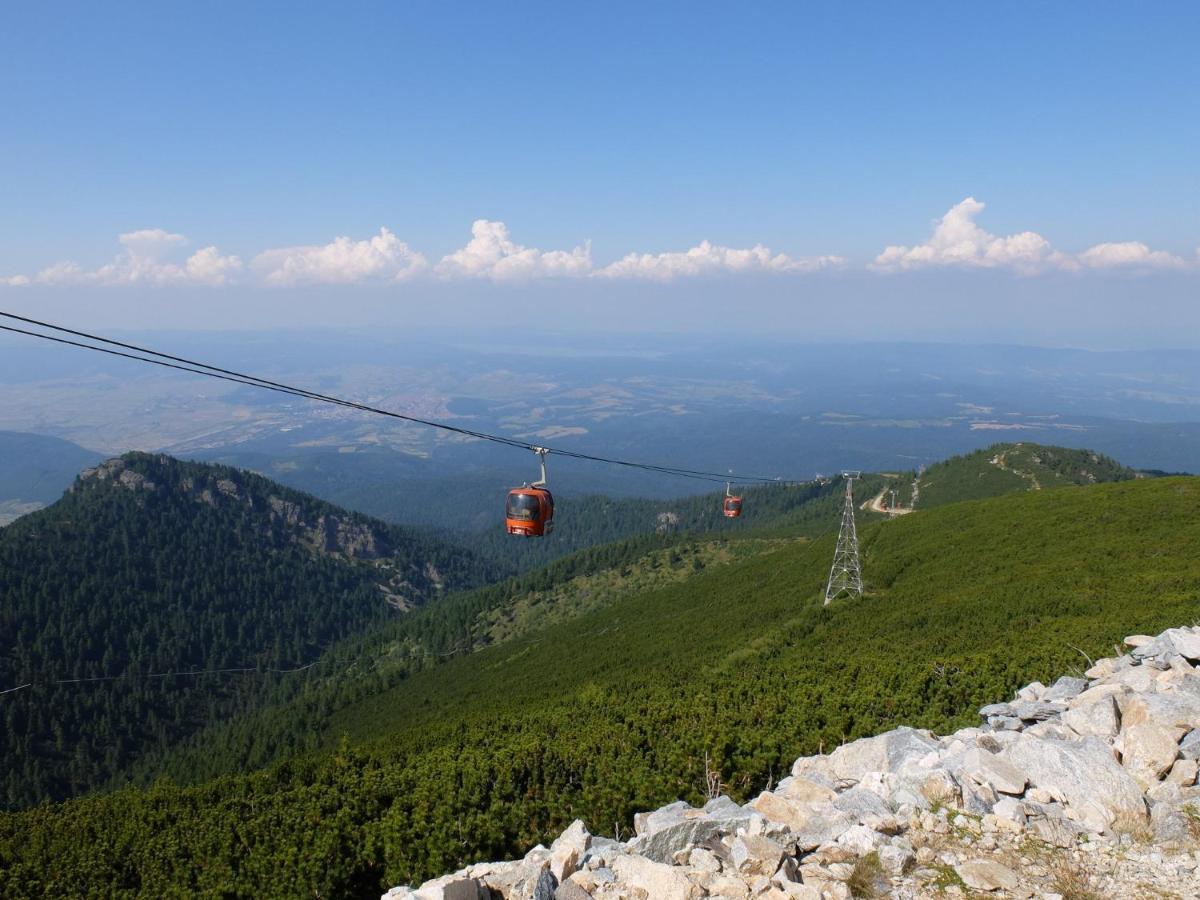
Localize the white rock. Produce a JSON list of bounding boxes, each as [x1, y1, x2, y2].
[[1068, 682, 1126, 708], [1166, 757, 1199, 786], [831, 786, 893, 823], [822, 727, 942, 783], [1161, 627, 1200, 662], [918, 769, 960, 806], [696, 873, 750, 898], [1016, 681, 1047, 702], [1001, 734, 1146, 833], [1061, 694, 1121, 739], [1042, 676, 1089, 703], [549, 819, 591, 882], [877, 843, 914, 876], [956, 859, 1021, 892], [835, 823, 882, 855], [1122, 723, 1181, 788], [749, 793, 854, 850], [775, 775, 837, 803], [728, 834, 784, 877], [962, 746, 1028, 795], [992, 796, 1027, 829], [610, 854, 702, 900], [774, 884, 821, 900], [553, 881, 592, 900], [1120, 691, 1200, 732], [1180, 729, 1200, 760]]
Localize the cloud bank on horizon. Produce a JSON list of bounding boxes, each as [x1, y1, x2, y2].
[[3, 199, 1194, 288], [871, 198, 1191, 273]]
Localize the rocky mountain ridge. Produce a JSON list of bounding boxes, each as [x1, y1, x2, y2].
[[385, 625, 1200, 899], [77, 454, 449, 609]]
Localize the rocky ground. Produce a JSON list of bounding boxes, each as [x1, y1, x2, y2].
[[384, 627, 1200, 899]]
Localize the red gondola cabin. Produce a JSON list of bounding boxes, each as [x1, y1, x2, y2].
[[723, 495, 743, 518], [506, 486, 555, 536]]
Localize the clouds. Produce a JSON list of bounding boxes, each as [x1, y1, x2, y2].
[[435, 220, 592, 280], [4, 228, 243, 287], [253, 228, 426, 285], [4, 221, 839, 287], [873, 198, 1057, 272], [873, 198, 1188, 273], [3, 206, 1193, 289], [1076, 241, 1187, 270], [598, 241, 843, 280]]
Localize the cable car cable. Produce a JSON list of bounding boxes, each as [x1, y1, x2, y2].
[[0, 310, 797, 485]]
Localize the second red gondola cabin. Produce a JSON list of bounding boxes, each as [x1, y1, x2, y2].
[[723, 495, 743, 518]]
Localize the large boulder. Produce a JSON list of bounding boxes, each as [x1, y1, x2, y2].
[[749, 793, 854, 850], [1061, 694, 1120, 739], [1042, 676, 1089, 703], [960, 746, 1028, 795], [1137, 627, 1200, 663], [1001, 734, 1146, 833], [1121, 723, 1180, 789], [1119, 691, 1200, 732], [629, 797, 759, 864], [1013, 700, 1066, 722], [774, 775, 837, 804], [549, 819, 591, 882], [610, 854, 703, 900], [831, 786, 893, 823], [820, 727, 941, 783], [728, 834, 785, 877]]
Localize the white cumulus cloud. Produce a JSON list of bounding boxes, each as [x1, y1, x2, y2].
[[436, 220, 592, 281], [3, 228, 242, 286], [873, 198, 1060, 272], [1076, 241, 1186, 270], [599, 240, 844, 280], [874, 198, 1190, 274], [253, 227, 426, 285]]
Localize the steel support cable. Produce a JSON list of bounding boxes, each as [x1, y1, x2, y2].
[[0, 310, 794, 485]]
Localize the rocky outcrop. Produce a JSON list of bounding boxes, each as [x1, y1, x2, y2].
[[79, 457, 159, 492], [383, 626, 1200, 899]]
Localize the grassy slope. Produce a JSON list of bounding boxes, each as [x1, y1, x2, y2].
[[911, 441, 1136, 508], [105, 477, 873, 790], [3, 476, 1198, 897]]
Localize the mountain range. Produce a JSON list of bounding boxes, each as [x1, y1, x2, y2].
[[1, 441, 1195, 896]]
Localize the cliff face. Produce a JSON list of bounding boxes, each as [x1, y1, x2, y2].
[[385, 626, 1200, 900]]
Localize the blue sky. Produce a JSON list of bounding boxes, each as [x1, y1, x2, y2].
[[1, 2, 1197, 343]]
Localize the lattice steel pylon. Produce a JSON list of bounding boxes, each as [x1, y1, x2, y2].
[[824, 472, 863, 605]]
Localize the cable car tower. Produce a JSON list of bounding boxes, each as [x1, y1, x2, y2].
[[824, 471, 863, 605]]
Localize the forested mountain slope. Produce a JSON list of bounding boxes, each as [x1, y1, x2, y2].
[[3, 474, 1197, 897], [0, 452, 496, 808]]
